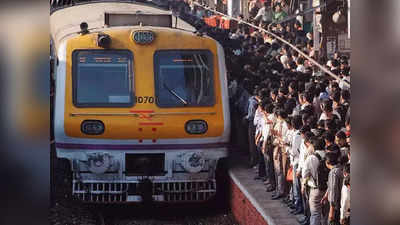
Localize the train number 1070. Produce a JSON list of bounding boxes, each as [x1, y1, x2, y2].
[[136, 96, 154, 104]]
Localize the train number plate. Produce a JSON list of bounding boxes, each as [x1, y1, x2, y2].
[[132, 30, 155, 44]]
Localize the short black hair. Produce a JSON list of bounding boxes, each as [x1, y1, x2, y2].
[[324, 119, 337, 131], [325, 151, 339, 166], [300, 125, 311, 134], [330, 90, 341, 103], [336, 130, 347, 140], [258, 88, 269, 99], [265, 103, 275, 114], [321, 99, 333, 112], [331, 59, 339, 67], [292, 115, 303, 130], [326, 144, 340, 155], [312, 138, 325, 151], [341, 89, 350, 101], [306, 115, 317, 128], [323, 131, 335, 143], [278, 110, 288, 119], [304, 91, 314, 103], [304, 131, 314, 144]]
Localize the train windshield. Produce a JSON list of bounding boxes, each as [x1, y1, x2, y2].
[[154, 50, 215, 107], [73, 50, 134, 107]]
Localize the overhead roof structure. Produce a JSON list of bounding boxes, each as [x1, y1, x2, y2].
[[50, 2, 196, 50]]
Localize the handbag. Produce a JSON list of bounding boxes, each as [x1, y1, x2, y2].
[[286, 166, 293, 182]]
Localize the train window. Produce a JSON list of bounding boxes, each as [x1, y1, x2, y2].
[[72, 50, 134, 107], [154, 50, 215, 107]]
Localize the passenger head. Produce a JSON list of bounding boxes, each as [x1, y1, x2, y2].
[[335, 130, 347, 147], [312, 138, 326, 151], [325, 151, 340, 169], [323, 131, 335, 146], [292, 115, 303, 130]]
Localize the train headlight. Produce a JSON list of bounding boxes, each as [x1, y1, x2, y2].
[[185, 120, 208, 134], [182, 152, 205, 173], [97, 33, 112, 48], [87, 152, 119, 174], [81, 120, 105, 135]]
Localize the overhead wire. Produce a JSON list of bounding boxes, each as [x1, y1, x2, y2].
[[192, 1, 350, 88]]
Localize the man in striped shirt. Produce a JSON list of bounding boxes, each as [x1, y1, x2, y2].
[[321, 151, 343, 225]]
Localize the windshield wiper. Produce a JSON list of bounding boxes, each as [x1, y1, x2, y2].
[[163, 83, 188, 106]]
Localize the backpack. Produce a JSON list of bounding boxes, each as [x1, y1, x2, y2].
[[314, 152, 329, 191]]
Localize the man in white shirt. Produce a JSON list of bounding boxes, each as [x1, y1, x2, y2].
[[288, 116, 304, 213], [296, 57, 306, 73], [271, 110, 289, 200], [254, 2, 273, 26], [254, 100, 269, 180], [262, 103, 276, 189], [297, 128, 313, 223], [340, 164, 350, 225]]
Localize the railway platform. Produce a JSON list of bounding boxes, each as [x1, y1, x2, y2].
[[228, 153, 299, 225]]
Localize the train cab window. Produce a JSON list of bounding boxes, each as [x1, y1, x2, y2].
[[72, 50, 134, 107], [154, 50, 215, 107]]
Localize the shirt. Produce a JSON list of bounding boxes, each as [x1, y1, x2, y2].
[[253, 107, 263, 130], [319, 111, 342, 121], [302, 150, 326, 188], [272, 10, 288, 23], [290, 130, 302, 167], [283, 129, 293, 154], [245, 96, 258, 121], [296, 64, 306, 73], [327, 165, 343, 207], [340, 184, 350, 220], [298, 139, 307, 174], [272, 118, 288, 146], [254, 7, 273, 22], [262, 113, 275, 140]]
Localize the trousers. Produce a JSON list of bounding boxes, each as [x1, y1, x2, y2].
[[293, 165, 303, 211], [309, 188, 327, 225], [257, 141, 266, 177], [273, 146, 285, 196], [248, 121, 258, 167]]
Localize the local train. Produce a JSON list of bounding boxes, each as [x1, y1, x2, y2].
[[50, 1, 230, 203]]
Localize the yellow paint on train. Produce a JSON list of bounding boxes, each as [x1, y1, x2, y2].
[[64, 27, 224, 139]]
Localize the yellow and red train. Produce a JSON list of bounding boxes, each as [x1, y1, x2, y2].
[[50, 1, 230, 203]]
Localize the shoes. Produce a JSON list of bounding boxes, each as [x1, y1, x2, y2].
[[299, 219, 309, 225], [254, 176, 263, 180], [261, 177, 267, 182], [263, 180, 270, 185], [288, 204, 296, 209], [281, 197, 290, 204], [286, 201, 294, 206], [266, 187, 275, 192], [297, 216, 307, 223], [271, 194, 283, 200], [289, 208, 298, 213], [290, 209, 303, 215]]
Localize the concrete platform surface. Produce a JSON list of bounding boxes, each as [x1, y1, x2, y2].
[[228, 154, 300, 225]]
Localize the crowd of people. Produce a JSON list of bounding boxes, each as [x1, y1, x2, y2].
[[172, 1, 350, 225]]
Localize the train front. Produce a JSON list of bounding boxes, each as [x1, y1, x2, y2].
[[52, 9, 230, 203]]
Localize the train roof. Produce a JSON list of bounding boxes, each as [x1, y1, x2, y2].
[[50, 2, 196, 50]]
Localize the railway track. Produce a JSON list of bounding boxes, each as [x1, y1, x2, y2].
[[49, 197, 238, 225]]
